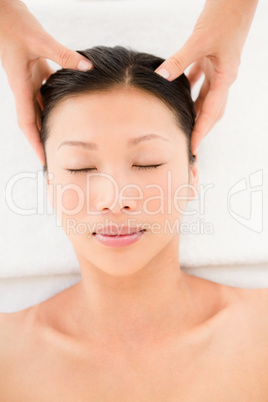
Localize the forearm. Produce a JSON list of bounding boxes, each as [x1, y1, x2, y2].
[[0, 0, 28, 16], [0, 0, 46, 61], [192, 0, 260, 60], [206, 0, 259, 34], [0, 0, 29, 49]]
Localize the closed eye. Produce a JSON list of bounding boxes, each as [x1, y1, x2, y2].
[[66, 164, 164, 174]]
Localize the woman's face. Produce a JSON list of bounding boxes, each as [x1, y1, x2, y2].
[[45, 87, 198, 276]]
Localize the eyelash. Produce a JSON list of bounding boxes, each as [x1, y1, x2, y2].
[[67, 164, 163, 174]]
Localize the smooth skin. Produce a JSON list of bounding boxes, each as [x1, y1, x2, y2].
[[0, 0, 259, 165], [0, 87, 268, 401], [0, 0, 93, 166], [154, 0, 259, 155]]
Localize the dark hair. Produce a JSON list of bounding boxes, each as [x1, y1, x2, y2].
[[40, 45, 196, 173]]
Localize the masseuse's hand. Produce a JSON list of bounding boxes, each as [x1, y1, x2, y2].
[[0, 0, 93, 166], [155, 0, 259, 155]]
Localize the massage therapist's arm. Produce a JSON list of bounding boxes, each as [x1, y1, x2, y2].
[[0, 0, 93, 166], [155, 0, 259, 155]]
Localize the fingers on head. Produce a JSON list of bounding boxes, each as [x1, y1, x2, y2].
[[194, 78, 210, 118], [157, 36, 205, 80], [41, 36, 93, 70], [16, 99, 45, 165], [192, 85, 229, 148], [187, 61, 204, 88], [15, 85, 39, 137]]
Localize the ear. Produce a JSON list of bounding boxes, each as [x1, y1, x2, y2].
[[187, 161, 199, 201]]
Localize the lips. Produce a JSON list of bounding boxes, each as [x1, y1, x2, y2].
[[93, 228, 145, 247], [93, 230, 146, 237], [92, 225, 146, 236]]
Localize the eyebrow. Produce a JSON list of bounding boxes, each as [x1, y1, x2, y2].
[[57, 133, 170, 151]]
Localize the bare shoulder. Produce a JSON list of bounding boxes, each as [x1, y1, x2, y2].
[[237, 286, 268, 328], [222, 285, 268, 356], [195, 275, 268, 341], [0, 310, 23, 351], [0, 311, 20, 387], [229, 285, 268, 315], [0, 307, 38, 399], [221, 283, 268, 322], [0, 307, 37, 373]]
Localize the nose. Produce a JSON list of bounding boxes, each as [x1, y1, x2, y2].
[[95, 195, 138, 214], [94, 187, 140, 215], [91, 168, 142, 215]]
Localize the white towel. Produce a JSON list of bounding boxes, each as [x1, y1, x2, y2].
[[0, 0, 267, 278]]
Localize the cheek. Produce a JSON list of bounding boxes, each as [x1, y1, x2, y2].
[[160, 166, 189, 215], [49, 177, 87, 227], [61, 187, 81, 211], [172, 172, 190, 214], [140, 167, 189, 218]]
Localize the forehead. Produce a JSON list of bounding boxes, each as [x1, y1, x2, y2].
[[46, 87, 183, 146]]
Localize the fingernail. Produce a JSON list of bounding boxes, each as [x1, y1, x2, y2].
[[78, 59, 93, 71], [155, 68, 170, 79]]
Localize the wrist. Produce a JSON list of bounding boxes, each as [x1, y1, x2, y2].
[[0, 0, 29, 14], [206, 0, 259, 22]]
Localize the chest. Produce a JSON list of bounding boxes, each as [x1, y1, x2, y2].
[[4, 330, 268, 402]]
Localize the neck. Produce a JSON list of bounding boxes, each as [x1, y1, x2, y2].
[[70, 240, 204, 346]]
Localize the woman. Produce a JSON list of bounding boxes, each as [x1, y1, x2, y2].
[[1, 45, 267, 401]]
